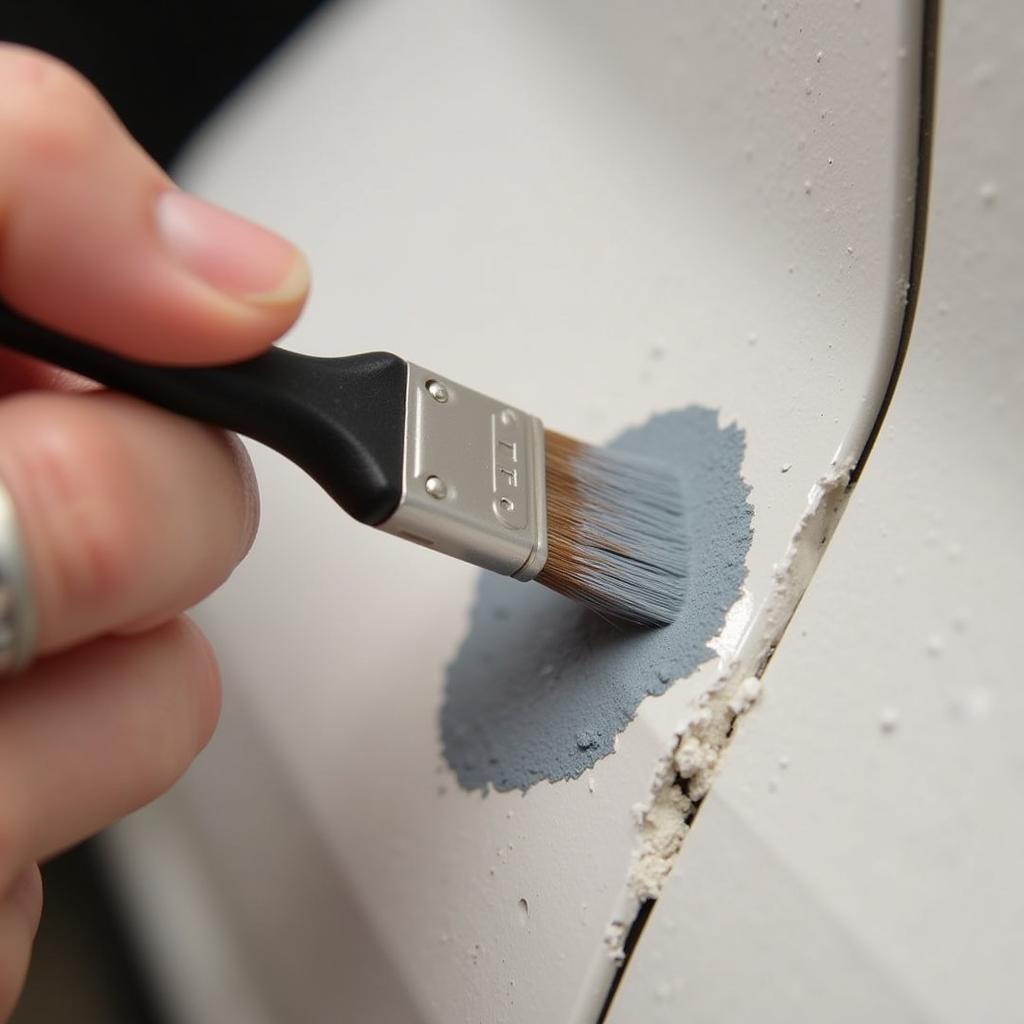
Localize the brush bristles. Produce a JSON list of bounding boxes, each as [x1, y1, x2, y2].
[[537, 431, 686, 627]]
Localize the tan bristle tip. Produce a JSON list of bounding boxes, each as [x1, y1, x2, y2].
[[536, 431, 687, 627]]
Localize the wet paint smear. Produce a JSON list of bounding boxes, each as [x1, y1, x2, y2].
[[441, 408, 753, 793]]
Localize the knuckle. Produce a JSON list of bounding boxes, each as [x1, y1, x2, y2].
[[130, 622, 221, 800], [0, 46, 108, 166], [7, 398, 145, 615]]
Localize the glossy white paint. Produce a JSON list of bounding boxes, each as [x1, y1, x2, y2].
[[105, 1, 924, 1019], [609, 2, 1023, 1020]]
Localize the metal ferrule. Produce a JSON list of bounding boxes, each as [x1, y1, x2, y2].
[[378, 363, 548, 581]]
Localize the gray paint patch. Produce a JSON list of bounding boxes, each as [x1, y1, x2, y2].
[[441, 408, 752, 793]]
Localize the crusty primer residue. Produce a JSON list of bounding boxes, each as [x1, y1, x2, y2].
[[606, 460, 853, 960]]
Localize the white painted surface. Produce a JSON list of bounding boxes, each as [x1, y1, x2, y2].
[[107, 1, 923, 1020], [609, 2, 1024, 1020]]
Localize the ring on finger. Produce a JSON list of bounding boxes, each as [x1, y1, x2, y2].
[[0, 479, 35, 675]]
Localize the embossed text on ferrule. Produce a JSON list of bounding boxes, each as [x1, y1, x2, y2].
[[492, 409, 529, 530]]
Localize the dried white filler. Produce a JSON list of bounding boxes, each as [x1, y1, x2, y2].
[[607, 460, 853, 959]]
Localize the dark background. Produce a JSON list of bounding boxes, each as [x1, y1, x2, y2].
[[2, 0, 326, 167], [1, 2, 325, 1019]]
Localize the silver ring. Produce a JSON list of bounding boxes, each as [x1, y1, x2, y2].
[[0, 480, 36, 675]]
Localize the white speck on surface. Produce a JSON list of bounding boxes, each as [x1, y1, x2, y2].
[[778, 754, 791, 770], [781, 463, 792, 473], [816, 50, 823, 62], [804, 179, 813, 194], [979, 181, 999, 206], [950, 687, 993, 722], [971, 60, 996, 86], [925, 634, 945, 657], [879, 707, 900, 734], [587, 774, 596, 794]]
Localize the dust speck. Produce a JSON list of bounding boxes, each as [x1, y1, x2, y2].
[[950, 687, 992, 722], [979, 181, 999, 206], [879, 707, 901, 734]]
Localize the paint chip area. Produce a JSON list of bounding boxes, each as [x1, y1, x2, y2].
[[441, 408, 753, 793]]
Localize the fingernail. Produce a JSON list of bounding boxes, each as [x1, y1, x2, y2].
[[155, 190, 309, 305]]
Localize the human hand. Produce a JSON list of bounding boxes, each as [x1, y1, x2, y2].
[[0, 44, 310, 1016]]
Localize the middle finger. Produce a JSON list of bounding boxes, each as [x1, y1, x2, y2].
[[0, 387, 258, 654]]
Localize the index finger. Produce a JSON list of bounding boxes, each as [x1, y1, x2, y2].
[[0, 45, 309, 365]]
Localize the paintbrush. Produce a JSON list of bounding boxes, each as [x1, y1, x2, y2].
[[0, 300, 686, 626]]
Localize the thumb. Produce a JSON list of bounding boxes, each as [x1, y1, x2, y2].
[[0, 45, 309, 366]]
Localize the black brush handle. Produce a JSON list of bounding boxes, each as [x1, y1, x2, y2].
[[0, 301, 408, 525]]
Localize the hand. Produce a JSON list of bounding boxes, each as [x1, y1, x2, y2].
[[0, 45, 310, 1016]]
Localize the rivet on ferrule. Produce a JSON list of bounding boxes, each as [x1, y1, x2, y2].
[[425, 475, 448, 499]]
